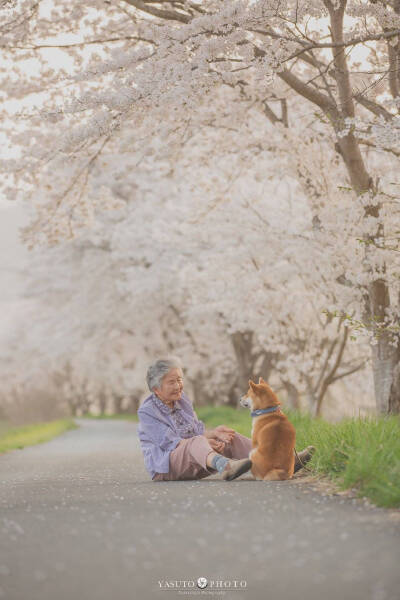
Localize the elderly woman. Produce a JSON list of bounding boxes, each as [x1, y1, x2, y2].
[[138, 358, 313, 482]]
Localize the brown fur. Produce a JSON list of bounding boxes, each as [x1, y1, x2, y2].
[[246, 377, 296, 481]]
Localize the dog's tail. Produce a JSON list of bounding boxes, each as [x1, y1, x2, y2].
[[263, 469, 289, 481]]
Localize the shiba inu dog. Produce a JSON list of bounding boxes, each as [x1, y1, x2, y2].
[[240, 377, 296, 481]]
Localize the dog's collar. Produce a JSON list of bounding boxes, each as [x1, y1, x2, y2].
[[251, 406, 280, 417]]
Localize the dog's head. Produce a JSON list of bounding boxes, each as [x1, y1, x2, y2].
[[240, 377, 281, 411]]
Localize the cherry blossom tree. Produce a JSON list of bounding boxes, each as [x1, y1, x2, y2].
[[1, 0, 399, 412], [0, 118, 373, 418]]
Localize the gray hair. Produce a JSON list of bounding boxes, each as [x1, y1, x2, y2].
[[146, 357, 183, 392]]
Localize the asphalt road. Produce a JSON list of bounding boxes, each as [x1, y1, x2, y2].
[[0, 418, 399, 600]]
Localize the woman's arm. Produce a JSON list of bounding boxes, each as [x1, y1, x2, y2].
[[138, 409, 181, 449], [206, 425, 236, 443]]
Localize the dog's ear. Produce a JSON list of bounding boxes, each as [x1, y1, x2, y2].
[[249, 379, 257, 389], [259, 376, 266, 384]]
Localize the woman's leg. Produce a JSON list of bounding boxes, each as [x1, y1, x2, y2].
[[220, 432, 315, 473], [222, 432, 253, 460], [153, 435, 217, 481]]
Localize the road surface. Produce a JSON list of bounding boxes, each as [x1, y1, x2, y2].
[[0, 418, 399, 600]]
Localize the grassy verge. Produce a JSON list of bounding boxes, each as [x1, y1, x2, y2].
[[0, 419, 78, 454], [196, 405, 400, 509], [196, 405, 252, 437]]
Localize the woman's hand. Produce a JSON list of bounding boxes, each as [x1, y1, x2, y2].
[[208, 438, 225, 453], [212, 425, 236, 444]]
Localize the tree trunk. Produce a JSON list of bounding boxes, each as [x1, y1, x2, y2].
[[371, 336, 400, 414], [229, 332, 277, 407], [79, 393, 91, 415], [188, 375, 215, 407], [227, 331, 255, 407], [66, 398, 78, 416], [98, 391, 107, 415], [283, 381, 300, 410], [389, 344, 400, 414], [126, 394, 140, 414], [226, 383, 241, 408], [230, 331, 255, 390], [306, 390, 318, 417], [113, 395, 123, 414], [326, 0, 400, 413]]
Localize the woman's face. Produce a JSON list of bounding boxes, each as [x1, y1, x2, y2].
[[154, 368, 184, 406]]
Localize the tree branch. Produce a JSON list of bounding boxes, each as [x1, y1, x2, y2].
[[357, 138, 400, 157], [315, 323, 349, 416], [353, 93, 393, 121], [330, 361, 367, 384], [282, 29, 400, 63], [5, 36, 155, 51], [277, 67, 339, 118], [121, 0, 191, 23]]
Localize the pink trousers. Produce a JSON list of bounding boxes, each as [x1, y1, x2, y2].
[[152, 432, 253, 481]]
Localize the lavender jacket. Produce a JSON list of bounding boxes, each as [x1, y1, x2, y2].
[[137, 392, 205, 480]]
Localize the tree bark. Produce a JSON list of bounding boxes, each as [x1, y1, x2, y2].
[[271, 1, 400, 414], [229, 332, 276, 407], [371, 341, 400, 414], [98, 391, 107, 415], [126, 394, 140, 414], [323, 0, 400, 414], [230, 331, 256, 406], [389, 344, 400, 414], [188, 374, 215, 407], [113, 395, 123, 414], [283, 381, 300, 410]]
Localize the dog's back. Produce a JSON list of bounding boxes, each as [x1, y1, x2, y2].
[[241, 378, 296, 481], [251, 413, 296, 481]]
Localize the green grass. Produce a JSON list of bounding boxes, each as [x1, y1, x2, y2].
[[196, 405, 253, 436], [0, 419, 78, 454], [292, 411, 400, 509], [0, 420, 11, 436], [196, 405, 400, 509]]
